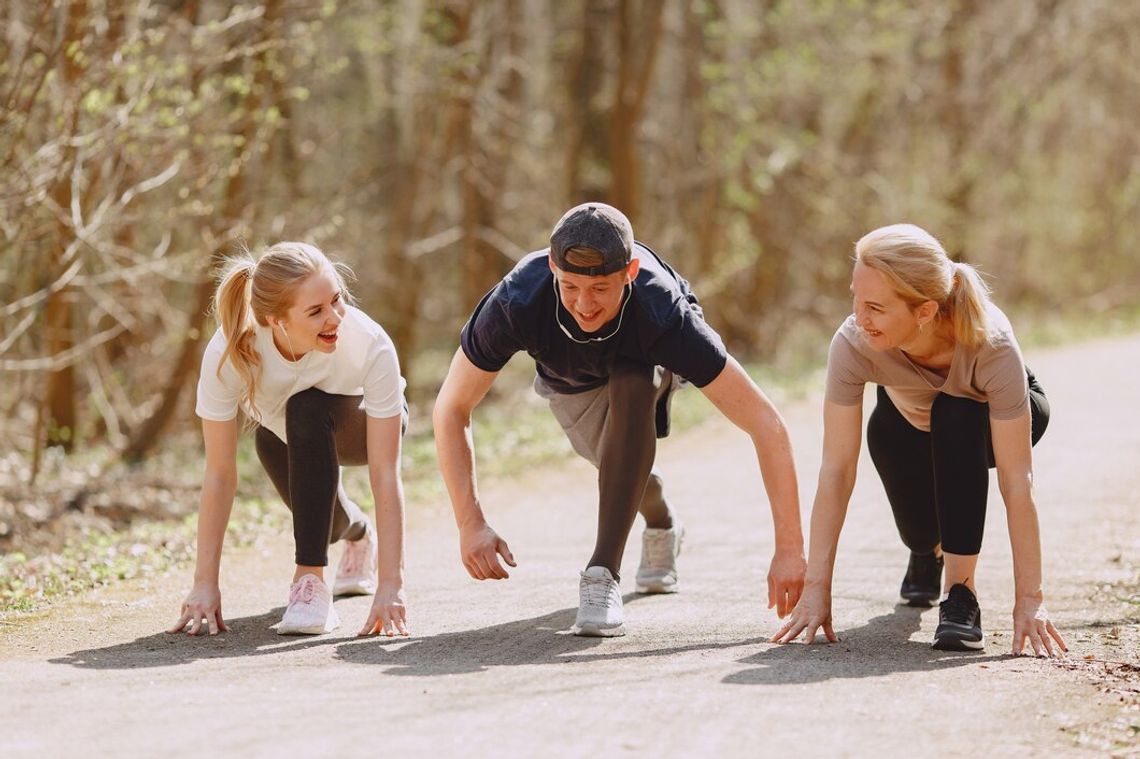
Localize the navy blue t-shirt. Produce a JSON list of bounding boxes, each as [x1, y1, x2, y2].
[[460, 242, 728, 394]]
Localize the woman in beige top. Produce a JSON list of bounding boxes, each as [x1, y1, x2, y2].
[[772, 224, 1067, 656]]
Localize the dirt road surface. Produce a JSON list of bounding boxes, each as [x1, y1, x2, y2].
[[2, 335, 1138, 758]]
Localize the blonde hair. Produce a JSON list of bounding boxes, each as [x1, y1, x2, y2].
[[855, 223, 992, 349], [213, 242, 354, 417]]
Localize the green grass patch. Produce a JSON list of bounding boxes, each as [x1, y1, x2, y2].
[[0, 497, 288, 618]]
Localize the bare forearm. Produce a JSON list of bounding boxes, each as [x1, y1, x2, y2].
[[804, 470, 856, 586], [751, 423, 803, 551], [371, 474, 406, 583], [1002, 478, 1044, 600], [194, 477, 236, 583], [433, 408, 487, 531]]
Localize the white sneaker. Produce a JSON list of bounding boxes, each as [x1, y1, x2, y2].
[[332, 520, 378, 596], [571, 566, 625, 637], [635, 521, 685, 594], [277, 574, 339, 635]]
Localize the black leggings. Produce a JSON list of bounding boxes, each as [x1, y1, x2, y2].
[[866, 370, 1049, 556], [588, 359, 667, 576], [255, 388, 405, 567]]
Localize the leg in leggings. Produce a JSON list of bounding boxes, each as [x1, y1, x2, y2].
[[586, 359, 660, 578], [867, 386, 940, 554], [928, 394, 990, 556], [930, 372, 1050, 556], [254, 389, 370, 567], [869, 374, 1051, 560]]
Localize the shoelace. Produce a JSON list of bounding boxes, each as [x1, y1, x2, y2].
[[290, 577, 317, 605], [580, 575, 617, 609], [940, 594, 976, 625], [642, 532, 676, 568]]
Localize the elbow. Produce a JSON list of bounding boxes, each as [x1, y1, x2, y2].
[[749, 410, 792, 453], [817, 462, 857, 497], [431, 397, 461, 434], [202, 468, 238, 495], [369, 469, 403, 502], [997, 469, 1034, 507]]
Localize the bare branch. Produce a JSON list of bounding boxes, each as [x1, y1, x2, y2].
[[0, 324, 125, 372]]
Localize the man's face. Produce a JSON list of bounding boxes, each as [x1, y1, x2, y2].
[[549, 258, 640, 333]]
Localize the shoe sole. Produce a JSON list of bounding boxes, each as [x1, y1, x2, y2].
[[277, 609, 341, 636], [900, 593, 938, 607], [932, 632, 985, 651], [570, 622, 625, 637], [332, 580, 377, 597], [635, 581, 679, 594]]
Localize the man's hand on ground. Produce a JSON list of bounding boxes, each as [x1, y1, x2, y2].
[[459, 522, 517, 580], [767, 547, 807, 618]]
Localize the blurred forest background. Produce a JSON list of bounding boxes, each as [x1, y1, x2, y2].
[[1, 0, 1138, 599]]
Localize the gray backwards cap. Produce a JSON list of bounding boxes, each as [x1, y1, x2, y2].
[[549, 202, 634, 276]]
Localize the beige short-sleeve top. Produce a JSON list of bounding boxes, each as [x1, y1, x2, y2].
[[824, 302, 1029, 431]]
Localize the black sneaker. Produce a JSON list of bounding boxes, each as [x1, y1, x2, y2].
[[900, 551, 943, 606], [933, 583, 985, 651]]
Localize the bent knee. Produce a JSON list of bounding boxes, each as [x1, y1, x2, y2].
[[930, 393, 987, 431], [607, 360, 655, 406], [285, 387, 335, 427]]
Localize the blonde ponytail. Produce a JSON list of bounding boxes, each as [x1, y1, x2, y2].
[[855, 223, 994, 350], [214, 257, 263, 418], [947, 261, 991, 350]]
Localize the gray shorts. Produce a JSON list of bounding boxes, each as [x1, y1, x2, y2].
[[535, 368, 679, 466]]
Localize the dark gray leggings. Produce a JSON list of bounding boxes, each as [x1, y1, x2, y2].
[[255, 388, 405, 567], [867, 369, 1049, 556], [541, 359, 674, 579]]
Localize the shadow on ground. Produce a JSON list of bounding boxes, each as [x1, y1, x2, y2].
[[48, 607, 346, 669], [331, 594, 775, 675], [50, 596, 621, 671], [50, 597, 1014, 681], [725, 603, 1010, 685]]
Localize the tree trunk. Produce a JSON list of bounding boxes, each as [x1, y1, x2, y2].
[[460, 0, 523, 311], [42, 0, 89, 452], [120, 0, 273, 463], [939, 0, 979, 261], [608, 0, 665, 224], [564, 0, 608, 204], [381, 0, 473, 389]]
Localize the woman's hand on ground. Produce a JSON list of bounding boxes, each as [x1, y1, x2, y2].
[[770, 584, 838, 645], [358, 581, 409, 637], [168, 581, 228, 636], [1012, 596, 1067, 657], [459, 522, 516, 580]]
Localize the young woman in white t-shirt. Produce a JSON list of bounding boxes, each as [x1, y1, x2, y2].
[[168, 242, 410, 637], [772, 224, 1067, 656]]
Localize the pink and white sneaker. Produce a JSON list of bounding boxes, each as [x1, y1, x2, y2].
[[277, 573, 339, 635], [333, 520, 378, 596]]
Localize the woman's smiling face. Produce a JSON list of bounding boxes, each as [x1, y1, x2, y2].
[[850, 261, 922, 351], [272, 269, 346, 358]]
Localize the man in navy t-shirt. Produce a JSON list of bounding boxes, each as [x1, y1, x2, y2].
[[433, 203, 806, 636]]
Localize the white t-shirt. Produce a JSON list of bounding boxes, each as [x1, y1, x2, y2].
[[196, 305, 407, 443]]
